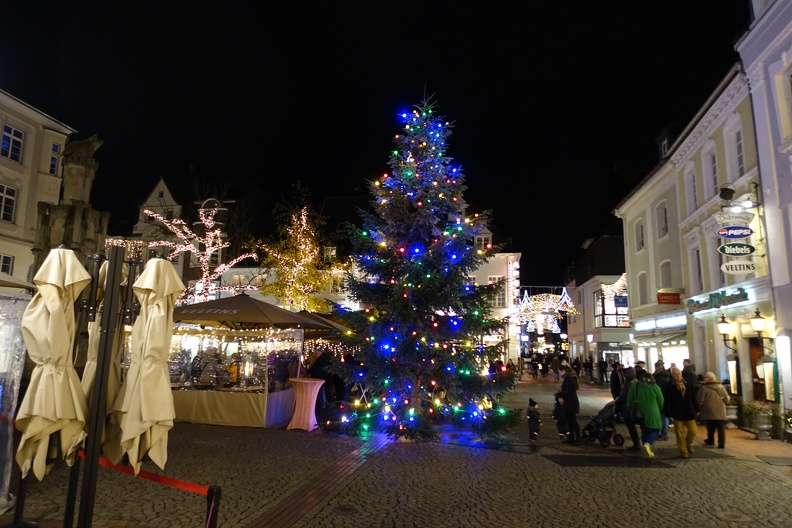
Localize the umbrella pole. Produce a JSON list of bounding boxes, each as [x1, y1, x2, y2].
[[76, 246, 125, 528]]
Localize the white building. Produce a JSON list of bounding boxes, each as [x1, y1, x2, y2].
[[614, 65, 773, 402], [736, 0, 792, 411], [0, 90, 75, 284]]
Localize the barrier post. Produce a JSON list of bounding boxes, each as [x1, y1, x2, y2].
[[205, 485, 221, 528]]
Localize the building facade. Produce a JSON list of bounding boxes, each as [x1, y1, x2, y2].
[[615, 65, 774, 402], [736, 0, 792, 411], [0, 90, 76, 283], [565, 236, 631, 368]]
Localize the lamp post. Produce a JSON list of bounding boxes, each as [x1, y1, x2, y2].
[[717, 314, 740, 396], [750, 309, 777, 402]]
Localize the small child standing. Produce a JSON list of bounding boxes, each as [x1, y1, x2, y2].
[[527, 398, 542, 441]]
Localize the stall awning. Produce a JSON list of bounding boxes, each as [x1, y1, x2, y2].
[[635, 331, 687, 346]]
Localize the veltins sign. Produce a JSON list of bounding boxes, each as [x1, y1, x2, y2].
[[717, 243, 755, 256], [718, 226, 753, 239], [720, 260, 756, 275]]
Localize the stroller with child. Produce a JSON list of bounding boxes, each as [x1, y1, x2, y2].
[[581, 401, 625, 447]]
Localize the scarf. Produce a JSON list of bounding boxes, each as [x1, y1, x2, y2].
[[675, 380, 686, 396]]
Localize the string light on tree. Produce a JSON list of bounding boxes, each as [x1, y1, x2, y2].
[[328, 98, 520, 441], [144, 205, 258, 304]]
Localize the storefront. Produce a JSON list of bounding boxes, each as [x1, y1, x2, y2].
[[633, 312, 688, 369]]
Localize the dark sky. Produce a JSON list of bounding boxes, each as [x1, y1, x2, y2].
[[1, 2, 751, 285]]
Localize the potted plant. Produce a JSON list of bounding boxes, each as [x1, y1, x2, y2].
[[743, 399, 773, 439], [725, 397, 739, 423]]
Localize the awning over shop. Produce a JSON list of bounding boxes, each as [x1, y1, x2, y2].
[[634, 332, 687, 346]]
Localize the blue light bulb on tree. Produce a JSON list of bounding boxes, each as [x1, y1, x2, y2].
[[333, 97, 518, 440]]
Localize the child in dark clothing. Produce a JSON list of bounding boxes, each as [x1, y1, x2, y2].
[[552, 396, 569, 440], [527, 398, 542, 441]]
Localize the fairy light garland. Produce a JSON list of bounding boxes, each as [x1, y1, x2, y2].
[[144, 206, 259, 304]]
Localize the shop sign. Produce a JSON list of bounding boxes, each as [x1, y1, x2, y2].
[[717, 226, 753, 239], [712, 211, 754, 224], [720, 260, 756, 275], [717, 243, 755, 256], [657, 292, 681, 305], [687, 287, 748, 314]]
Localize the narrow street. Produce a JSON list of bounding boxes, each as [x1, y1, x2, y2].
[[4, 374, 792, 527]]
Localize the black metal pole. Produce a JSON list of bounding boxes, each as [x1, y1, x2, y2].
[[76, 245, 125, 528], [205, 486, 221, 528], [62, 457, 81, 528]]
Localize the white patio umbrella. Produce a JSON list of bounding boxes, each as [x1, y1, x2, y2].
[[111, 258, 184, 474], [15, 248, 92, 480], [81, 261, 128, 431]]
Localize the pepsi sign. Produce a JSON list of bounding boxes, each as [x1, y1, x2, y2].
[[717, 226, 753, 239]]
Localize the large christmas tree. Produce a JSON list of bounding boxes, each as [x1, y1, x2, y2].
[[333, 98, 518, 440]]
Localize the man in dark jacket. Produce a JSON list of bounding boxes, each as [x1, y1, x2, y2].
[[653, 360, 672, 440], [610, 362, 624, 400], [663, 367, 700, 459], [598, 358, 609, 384], [682, 359, 701, 396], [615, 367, 641, 450]]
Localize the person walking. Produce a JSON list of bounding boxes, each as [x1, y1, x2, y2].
[[555, 365, 580, 444], [598, 358, 609, 384], [615, 366, 641, 451], [653, 360, 672, 440], [526, 398, 542, 441], [627, 372, 664, 458], [682, 358, 701, 397], [610, 362, 624, 400], [663, 366, 700, 459], [698, 371, 730, 448], [551, 355, 561, 382], [571, 356, 581, 378]]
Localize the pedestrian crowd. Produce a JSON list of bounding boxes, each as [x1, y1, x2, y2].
[[523, 354, 733, 460]]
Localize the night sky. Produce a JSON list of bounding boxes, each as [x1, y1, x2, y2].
[[1, 2, 751, 285]]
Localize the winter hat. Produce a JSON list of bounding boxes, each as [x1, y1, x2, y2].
[[528, 398, 537, 408], [623, 367, 636, 381]]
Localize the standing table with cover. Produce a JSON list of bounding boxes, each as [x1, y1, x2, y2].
[[287, 378, 325, 431]]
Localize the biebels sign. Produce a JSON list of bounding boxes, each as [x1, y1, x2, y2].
[[717, 242, 755, 256], [718, 226, 753, 239]]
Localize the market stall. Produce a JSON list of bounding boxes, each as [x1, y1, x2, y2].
[[169, 294, 336, 428]]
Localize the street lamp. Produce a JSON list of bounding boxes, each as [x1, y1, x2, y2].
[[717, 314, 739, 395], [750, 308, 777, 401]]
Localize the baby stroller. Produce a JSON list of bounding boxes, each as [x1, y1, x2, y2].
[[581, 401, 625, 447]]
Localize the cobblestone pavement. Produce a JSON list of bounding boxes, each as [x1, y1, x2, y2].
[[3, 375, 792, 528]]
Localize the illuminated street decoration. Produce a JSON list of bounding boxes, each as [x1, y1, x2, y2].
[[518, 288, 578, 334]]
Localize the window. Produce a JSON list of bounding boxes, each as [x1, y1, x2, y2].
[[488, 276, 505, 308], [475, 235, 491, 248], [659, 261, 672, 289], [637, 272, 647, 306], [0, 183, 17, 222], [0, 254, 13, 274], [694, 248, 704, 294], [1, 125, 24, 162], [323, 246, 337, 263], [659, 139, 668, 159], [635, 220, 645, 251], [49, 143, 60, 175], [735, 130, 745, 177], [656, 202, 668, 238], [710, 153, 718, 197], [594, 290, 630, 328], [209, 249, 221, 266], [686, 171, 697, 215]]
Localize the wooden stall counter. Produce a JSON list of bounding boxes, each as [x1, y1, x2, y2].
[[172, 387, 294, 428]]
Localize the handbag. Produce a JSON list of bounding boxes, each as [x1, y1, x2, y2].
[[630, 383, 643, 421]]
